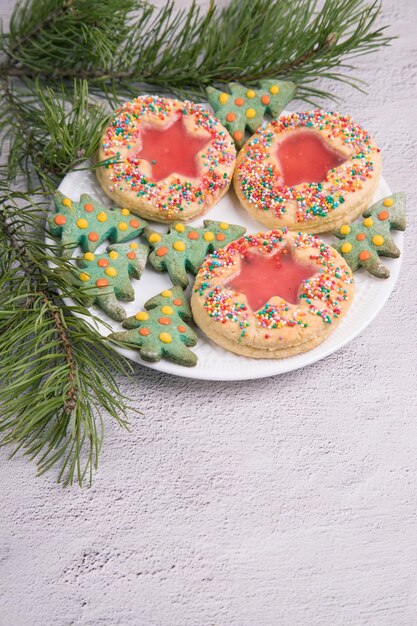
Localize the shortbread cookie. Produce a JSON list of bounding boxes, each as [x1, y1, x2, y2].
[[207, 79, 296, 148], [74, 242, 149, 321], [50, 192, 147, 259], [234, 110, 382, 234], [146, 220, 246, 287], [109, 286, 198, 366], [334, 192, 406, 278], [97, 95, 236, 223], [191, 229, 354, 358]]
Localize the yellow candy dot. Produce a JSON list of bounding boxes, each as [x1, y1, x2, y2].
[[204, 231, 215, 242], [363, 217, 373, 228], [269, 85, 280, 95], [383, 197, 394, 207], [159, 332, 173, 344], [135, 311, 149, 321], [84, 252, 95, 261], [372, 235, 384, 246], [173, 241, 186, 252], [218, 93, 229, 105], [129, 242, 139, 250], [118, 222, 128, 231], [246, 89, 256, 99], [161, 305, 174, 315], [121, 208, 130, 216], [76, 218, 88, 229], [97, 212, 108, 222], [246, 108, 256, 119], [341, 242, 353, 254], [219, 222, 229, 230], [174, 223, 185, 233], [79, 272, 90, 282], [161, 289, 173, 298], [148, 233, 161, 244], [339, 225, 351, 235], [105, 267, 118, 277], [109, 250, 119, 260], [62, 197, 72, 208]]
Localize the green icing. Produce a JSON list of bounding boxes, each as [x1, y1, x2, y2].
[[109, 286, 198, 367], [49, 191, 148, 259], [146, 220, 246, 288], [73, 241, 149, 321], [207, 79, 296, 147], [334, 192, 406, 278]]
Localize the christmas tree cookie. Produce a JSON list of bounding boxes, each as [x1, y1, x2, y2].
[[109, 286, 198, 367], [50, 192, 148, 258], [145, 220, 246, 287], [207, 80, 296, 147], [74, 241, 149, 321], [334, 193, 406, 278]]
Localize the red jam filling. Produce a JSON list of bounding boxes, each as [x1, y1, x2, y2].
[[276, 130, 347, 187], [132, 113, 210, 182], [226, 249, 316, 311]]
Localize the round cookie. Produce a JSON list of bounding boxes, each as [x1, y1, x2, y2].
[[233, 110, 382, 234], [97, 95, 236, 223], [191, 229, 354, 359]]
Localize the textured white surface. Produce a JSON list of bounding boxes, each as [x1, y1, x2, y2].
[[1, 1, 417, 625]]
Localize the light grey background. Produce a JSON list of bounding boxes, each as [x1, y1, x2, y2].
[[1, 1, 417, 625]]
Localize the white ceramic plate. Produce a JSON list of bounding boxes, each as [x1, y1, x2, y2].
[[55, 168, 401, 380]]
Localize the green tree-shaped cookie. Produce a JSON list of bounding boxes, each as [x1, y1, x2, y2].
[[145, 220, 246, 287], [207, 79, 296, 147], [74, 241, 149, 321], [334, 192, 406, 278], [109, 286, 198, 367], [49, 191, 148, 258]]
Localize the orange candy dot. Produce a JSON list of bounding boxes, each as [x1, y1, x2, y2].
[[130, 219, 140, 228], [378, 210, 389, 221], [234, 97, 244, 106], [261, 94, 270, 105], [177, 326, 186, 333], [156, 246, 168, 257], [97, 258, 109, 267], [359, 250, 371, 261], [88, 232, 99, 242], [139, 328, 150, 336], [173, 298, 183, 306], [233, 130, 243, 142], [187, 231, 199, 240], [158, 317, 171, 325], [216, 233, 226, 241], [226, 112, 236, 122], [84, 203, 94, 212], [96, 278, 109, 288], [126, 251, 136, 260], [356, 233, 366, 241], [54, 214, 66, 226]]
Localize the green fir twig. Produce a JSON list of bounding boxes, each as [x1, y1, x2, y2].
[[0, 0, 393, 484], [0, 186, 133, 485]]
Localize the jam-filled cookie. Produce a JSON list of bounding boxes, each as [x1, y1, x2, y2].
[[97, 95, 236, 223], [191, 229, 354, 358], [234, 110, 382, 234]]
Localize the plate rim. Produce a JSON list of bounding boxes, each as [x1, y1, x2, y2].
[[53, 170, 402, 381]]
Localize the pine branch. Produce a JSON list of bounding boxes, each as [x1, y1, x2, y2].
[[0, 0, 392, 100], [0, 186, 133, 485]]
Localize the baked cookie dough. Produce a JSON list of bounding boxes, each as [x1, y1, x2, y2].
[[233, 110, 382, 234], [97, 95, 236, 223], [191, 229, 354, 358]]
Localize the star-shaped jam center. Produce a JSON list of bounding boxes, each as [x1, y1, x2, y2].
[[276, 130, 347, 187], [226, 248, 316, 311], [132, 113, 211, 182]]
